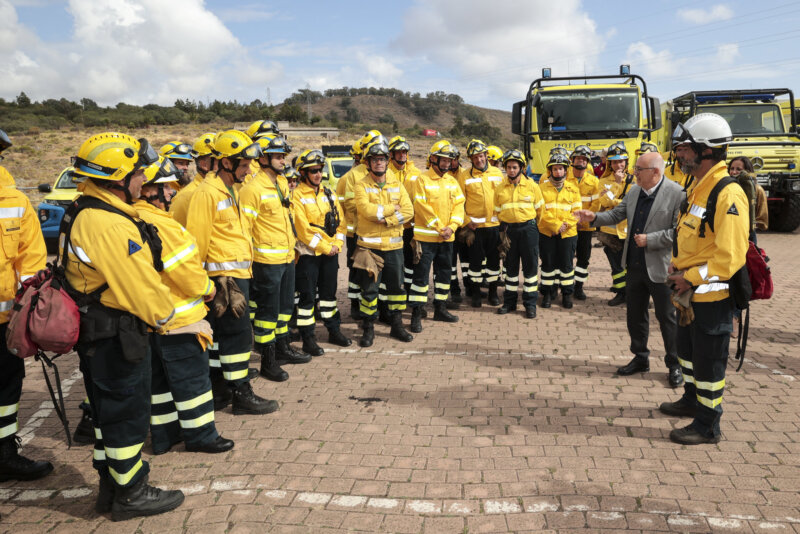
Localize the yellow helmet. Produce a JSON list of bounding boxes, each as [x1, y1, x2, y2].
[[606, 141, 629, 160], [246, 120, 280, 140], [501, 149, 527, 168], [160, 141, 193, 161], [547, 153, 571, 168], [466, 139, 488, 157], [429, 139, 456, 159], [72, 132, 158, 181], [350, 139, 362, 158], [388, 135, 410, 152], [214, 130, 262, 159], [256, 135, 291, 155], [549, 146, 569, 158], [359, 130, 383, 151], [487, 145, 503, 161], [191, 133, 218, 158], [636, 141, 659, 155], [284, 165, 299, 181], [296, 149, 326, 170], [143, 156, 179, 186]]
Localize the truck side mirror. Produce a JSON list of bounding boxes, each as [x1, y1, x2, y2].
[[649, 97, 662, 130], [511, 101, 524, 135], [38, 183, 52, 193]]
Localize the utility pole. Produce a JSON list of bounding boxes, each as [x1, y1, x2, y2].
[[306, 83, 312, 121], [267, 87, 271, 107]]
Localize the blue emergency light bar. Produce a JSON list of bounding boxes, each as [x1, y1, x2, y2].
[[695, 93, 776, 103]]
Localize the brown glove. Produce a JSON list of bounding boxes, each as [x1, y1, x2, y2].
[[498, 230, 511, 260], [457, 227, 476, 247], [410, 238, 423, 265], [226, 277, 247, 319], [352, 246, 385, 282], [671, 287, 695, 326], [212, 276, 230, 318]]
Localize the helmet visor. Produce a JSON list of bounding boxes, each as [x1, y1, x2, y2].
[[137, 139, 159, 169], [671, 123, 694, 146], [165, 143, 192, 157], [236, 142, 263, 160], [0, 129, 11, 153], [153, 158, 179, 183]]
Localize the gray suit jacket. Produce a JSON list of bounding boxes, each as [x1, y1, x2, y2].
[[593, 177, 685, 283]]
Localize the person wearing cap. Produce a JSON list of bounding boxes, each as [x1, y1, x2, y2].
[[135, 157, 234, 456], [537, 153, 582, 308], [494, 150, 544, 318], [597, 142, 635, 306], [170, 133, 218, 226], [159, 141, 194, 189], [566, 145, 600, 301], [408, 141, 465, 332], [661, 113, 749, 445], [185, 129, 277, 416]]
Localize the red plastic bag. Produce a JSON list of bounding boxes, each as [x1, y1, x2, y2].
[[747, 242, 772, 301]]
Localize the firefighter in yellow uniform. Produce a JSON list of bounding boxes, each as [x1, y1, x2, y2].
[[447, 145, 469, 304], [159, 141, 194, 190], [494, 150, 544, 318], [386, 136, 421, 295], [337, 130, 382, 319], [170, 133, 218, 226], [64, 132, 183, 520], [292, 149, 350, 355], [408, 141, 465, 332], [662, 114, 749, 445], [185, 130, 277, 416], [597, 142, 635, 306], [487, 145, 503, 169], [136, 157, 233, 456], [665, 149, 692, 190], [538, 153, 582, 309], [567, 145, 600, 300], [459, 139, 504, 308], [0, 129, 53, 483], [240, 135, 310, 383]]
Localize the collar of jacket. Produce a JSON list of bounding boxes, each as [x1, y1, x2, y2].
[[133, 198, 171, 218], [691, 161, 728, 196], [82, 179, 139, 219], [296, 180, 322, 196], [205, 172, 235, 198]]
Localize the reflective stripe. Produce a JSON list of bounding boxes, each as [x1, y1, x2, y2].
[[297, 316, 315, 326], [695, 282, 729, 294], [162, 242, 197, 272], [209, 358, 221, 368], [376, 205, 385, 220], [155, 310, 174, 327], [500, 202, 534, 211], [396, 212, 405, 224], [408, 295, 427, 302], [223, 369, 248, 381], [95, 428, 102, 440], [254, 332, 275, 343], [94, 449, 106, 461], [344, 191, 355, 199], [241, 206, 258, 218], [697, 394, 723, 409], [254, 320, 277, 329], [261, 193, 278, 200], [450, 216, 463, 224], [470, 217, 486, 223], [300, 198, 316, 204], [464, 178, 482, 185], [105, 443, 143, 461], [173, 297, 204, 316], [319, 300, 337, 307], [677, 357, 693, 370], [434, 282, 449, 290], [581, 196, 593, 202], [389, 236, 403, 243], [524, 276, 538, 283], [217, 198, 234, 211], [150, 412, 179, 425], [688, 204, 706, 218], [180, 411, 215, 429], [335, 233, 345, 241], [151, 392, 173, 404], [414, 227, 439, 235], [410, 284, 429, 293], [359, 236, 382, 244], [220, 352, 250, 364], [0, 299, 13, 313], [0, 421, 18, 439], [386, 294, 406, 302], [695, 378, 725, 391], [205, 260, 251, 271], [544, 202, 574, 211], [308, 234, 322, 249], [68, 244, 92, 263], [505, 285, 519, 291], [297, 307, 314, 317], [0, 207, 25, 218], [0, 403, 18, 417], [256, 247, 290, 254], [109, 459, 143, 486], [278, 313, 292, 322], [175, 390, 213, 412]]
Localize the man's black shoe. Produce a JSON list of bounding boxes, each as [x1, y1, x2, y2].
[[259, 344, 288, 382], [487, 284, 500, 306], [232, 382, 279, 415], [669, 425, 721, 445], [211, 376, 232, 411], [659, 398, 696, 418], [409, 307, 423, 333], [349, 299, 361, 320], [525, 307, 537, 319], [433, 302, 458, 323], [73, 401, 95, 445], [110, 474, 185, 522], [540, 293, 552, 308], [668, 367, 684, 388], [608, 292, 626, 306], [471, 292, 482, 308], [247, 368, 258, 381], [301, 331, 325, 356], [275, 338, 311, 364], [328, 328, 353, 347], [96, 471, 114, 514], [358, 321, 375, 347], [389, 314, 413, 343], [617, 357, 649, 376], [496, 305, 514, 315], [574, 282, 587, 301], [562, 294, 573, 309], [0, 437, 53, 482], [186, 436, 235, 454], [378, 304, 391, 326]]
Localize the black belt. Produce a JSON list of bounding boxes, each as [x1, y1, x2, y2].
[[506, 220, 535, 228]]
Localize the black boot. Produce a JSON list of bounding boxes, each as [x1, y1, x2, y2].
[[496, 302, 515, 315], [574, 282, 587, 300], [275, 337, 311, 364], [289, 329, 301, 342], [259, 344, 288, 382], [358, 320, 375, 347], [562, 293, 573, 309], [328, 327, 353, 347], [211, 374, 232, 411], [110, 474, 185, 522], [389, 313, 413, 342], [96, 470, 115, 514], [0, 436, 53, 482], [350, 299, 361, 320], [433, 302, 459, 323], [232, 381, 279, 415], [301, 330, 325, 356], [540, 291, 552, 309], [378, 302, 391, 325], [608, 291, 626, 306], [73, 401, 95, 445], [450, 284, 462, 304], [410, 307, 423, 333], [487, 283, 500, 306], [471, 290, 482, 308]]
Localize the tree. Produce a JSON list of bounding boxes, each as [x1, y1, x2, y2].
[[81, 98, 99, 110], [16, 92, 31, 107]]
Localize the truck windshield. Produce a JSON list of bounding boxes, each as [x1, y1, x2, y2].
[[331, 159, 354, 178], [536, 88, 640, 139], [56, 169, 79, 189], [698, 104, 785, 134]]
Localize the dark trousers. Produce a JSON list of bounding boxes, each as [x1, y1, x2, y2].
[[78, 333, 151, 488], [625, 267, 678, 368], [467, 227, 500, 284], [357, 248, 406, 320], [402, 228, 415, 292], [346, 236, 360, 300], [0, 323, 24, 442], [603, 243, 627, 293], [410, 241, 453, 306], [539, 234, 577, 296], [150, 333, 218, 452], [296, 254, 341, 332], [253, 262, 295, 347], [207, 277, 252, 387], [676, 299, 733, 438], [502, 221, 539, 310], [450, 237, 469, 293], [575, 230, 593, 284]]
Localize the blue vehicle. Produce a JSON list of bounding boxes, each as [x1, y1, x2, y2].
[[37, 167, 80, 250]]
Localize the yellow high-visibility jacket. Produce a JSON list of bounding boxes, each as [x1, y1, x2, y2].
[[494, 176, 544, 224], [567, 169, 601, 231], [354, 175, 414, 251], [62, 181, 174, 328], [292, 181, 346, 256], [597, 174, 634, 238], [0, 166, 15, 189], [389, 161, 422, 229], [410, 168, 465, 243], [185, 172, 253, 279], [673, 161, 749, 303], [134, 200, 214, 330], [457, 166, 503, 228], [537, 178, 581, 238], [665, 160, 691, 189], [336, 162, 369, 237], [170, 174, 203, 227], [239, 170, 296, 265], [1, 172, 46, 324]]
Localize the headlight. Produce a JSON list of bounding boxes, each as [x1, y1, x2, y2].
[[791, 180, 800, 192], [39, 209, 49, 222]]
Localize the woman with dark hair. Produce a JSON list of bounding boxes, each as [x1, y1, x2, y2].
[[727, 156, 768, 243]]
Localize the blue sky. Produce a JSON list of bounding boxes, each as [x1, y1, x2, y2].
[[2, 0, 800, 112]]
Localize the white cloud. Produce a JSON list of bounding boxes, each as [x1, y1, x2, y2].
[[715, 43, 739, 66], [625, 42, 684, 78], [393, 0, 604, 103], [677, 4, 734, 24], [356, 52, 403, 87], [216, 3, 276, 23]]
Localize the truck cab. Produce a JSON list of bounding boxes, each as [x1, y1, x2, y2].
[[37, 166, 81, 249]]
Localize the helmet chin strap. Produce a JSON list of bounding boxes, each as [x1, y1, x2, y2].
[[109, 171, 135, 204]]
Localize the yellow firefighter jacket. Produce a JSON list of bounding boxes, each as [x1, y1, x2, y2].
[[185, 172, 253, 279], [597, 174, 634, 239], [673, 161, 749, 303], [336, 162, 369, 237], [410, 168, 465, 243], [493, 176, 544, 224], [169, 173, 203, 227], [389, 161, 422, 229], [457, 165, 503, 228], [537, 178, 581, 238], [239, 170, 296, 265], [567, 168, 601, 231], [292, 181, 346, 256], [354, 174, 414, 251]]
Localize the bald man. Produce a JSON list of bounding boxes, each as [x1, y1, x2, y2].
[[575, 152, 686, 388]]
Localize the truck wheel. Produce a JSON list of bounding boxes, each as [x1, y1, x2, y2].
[[771, 194, 800, 232]]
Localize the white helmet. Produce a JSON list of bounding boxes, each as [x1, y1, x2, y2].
[[672, 113, 733, 148]]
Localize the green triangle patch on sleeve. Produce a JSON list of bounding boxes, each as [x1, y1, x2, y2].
[[727, 203, 739, 216], [128, 239, 142, 255]]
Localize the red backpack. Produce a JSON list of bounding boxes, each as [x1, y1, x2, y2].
[[746, 242, 772, 301]]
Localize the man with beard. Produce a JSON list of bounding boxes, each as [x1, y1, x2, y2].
[[160, 141, 194, 190], [171, 133, 218, 226]]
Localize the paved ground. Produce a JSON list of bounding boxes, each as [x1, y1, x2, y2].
[[2, 231, 800, 533]]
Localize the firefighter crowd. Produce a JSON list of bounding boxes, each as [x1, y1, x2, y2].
[[0, 113, 751, 521]]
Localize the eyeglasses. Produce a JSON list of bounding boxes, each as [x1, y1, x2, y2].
[[633, 166, 656, 173], [306, 168, 323, 175]]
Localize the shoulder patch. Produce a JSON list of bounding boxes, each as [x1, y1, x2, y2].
[[128, 239, 142, 255], [727, 203, 739, 216]]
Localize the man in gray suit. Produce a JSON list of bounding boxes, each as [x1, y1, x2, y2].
[[575, 152, 685, 388]]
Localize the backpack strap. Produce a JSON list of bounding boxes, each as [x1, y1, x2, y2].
[[619, 174, 634, 199], [699, 176, 736, 237]]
